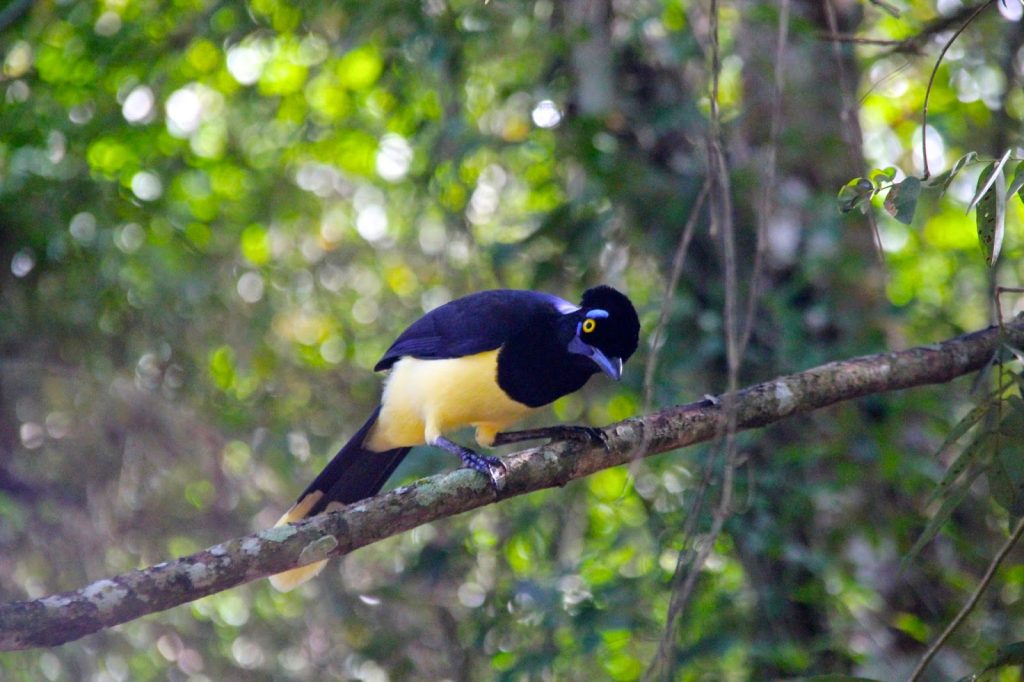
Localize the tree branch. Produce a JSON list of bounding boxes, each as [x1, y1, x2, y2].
[[1, 317, 1022, 651]]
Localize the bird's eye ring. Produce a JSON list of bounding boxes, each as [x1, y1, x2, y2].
[[582, 318, 597, 334]]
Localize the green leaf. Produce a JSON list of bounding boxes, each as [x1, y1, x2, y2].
[[1005, 344, 1024, 367], [1008, 161, 1024, 207], [981, 641, 1024, 673], [870, 167, 896, 187], [968, 150, 1011, 213], [972, 158, 1007, 266], [337, 44, 384, 90], [928, 431, 993, 506], [939, 150, 978, 195], [989, 439, 1024, 517], [905, 466, 986, 567], [932, 398, 996, 463], [883, 176, 921, 225], [837, 177, 875, 213], [1000, 403, 1024, 439], [964, 641, 1024, 681], [1010, 369, 1024, 394]]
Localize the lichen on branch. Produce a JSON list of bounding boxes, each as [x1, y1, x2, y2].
[[1, 317, 1021, 651]]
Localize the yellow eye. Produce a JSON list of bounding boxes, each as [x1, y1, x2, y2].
[[582, 318, 597, 334]]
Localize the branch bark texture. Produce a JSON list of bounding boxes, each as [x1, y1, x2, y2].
[[2, 319, 1022, 651]]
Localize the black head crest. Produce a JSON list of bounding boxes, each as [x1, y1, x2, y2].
[[577, 285, 640, 363]]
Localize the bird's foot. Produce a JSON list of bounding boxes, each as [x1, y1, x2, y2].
[[434, 437, 507, 492], [494, 425, 609, 450]]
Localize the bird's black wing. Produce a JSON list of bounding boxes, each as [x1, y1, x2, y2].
[[374, 290, 577, 371]]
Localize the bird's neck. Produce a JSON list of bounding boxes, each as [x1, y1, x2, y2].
[[496, 316, 595, 408]]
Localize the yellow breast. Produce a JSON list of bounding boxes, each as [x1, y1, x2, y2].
[[365, 350, 535, 451]]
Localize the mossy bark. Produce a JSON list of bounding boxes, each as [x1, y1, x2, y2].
[[1, 318, 1020, 651]]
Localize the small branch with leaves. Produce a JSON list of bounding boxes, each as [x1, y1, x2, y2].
[[836, 0, 1024, 267], [839, 150, 1024, 266]]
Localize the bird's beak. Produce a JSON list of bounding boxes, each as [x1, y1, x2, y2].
[[593, 351, 624, 380], [569, 337, 623, 380]]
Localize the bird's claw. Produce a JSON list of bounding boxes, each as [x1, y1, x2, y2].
[[485, 458, 508, 492], [559, 425, 609, 450], [459, 449, 507, 492], [494, 425, 609, 451]]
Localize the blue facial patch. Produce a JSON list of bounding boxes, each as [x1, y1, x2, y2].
[[586, 309, 609, 320]]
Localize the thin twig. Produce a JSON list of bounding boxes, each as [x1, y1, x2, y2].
[[817, 33, 908, 47], [629, 179, 710, 496], [0, 0, 32, 34], [823, 0, 886, 263], [739, 0, 790, 355], [641, 181, 711, 416], [645, 0, 744, 674], [906, 513, 1024, 681], [920, 0, 996, 181], [643, 440, 730, 682], [996, 287, 1024, 331], [819, 1, 992, 56], [886, 2, 993, 57], [867, 0, 901, 16]]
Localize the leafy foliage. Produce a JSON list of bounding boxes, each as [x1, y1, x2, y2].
[[2, 0, 1024, 680]]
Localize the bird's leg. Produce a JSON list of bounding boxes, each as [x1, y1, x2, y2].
[[433, 436, 507, 492], [493, 425, 608, 449]]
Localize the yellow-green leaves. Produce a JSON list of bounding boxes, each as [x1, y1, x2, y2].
[[208, 345, 236, 390], [840, 150, 1023, 267], [838, 168, 921, 225], [86, 138, 138, 177], [240, 224, 271, 265], [337, 45, 383, 91], [837, 177, 875, 214], [1008, 161, 1024, 207]]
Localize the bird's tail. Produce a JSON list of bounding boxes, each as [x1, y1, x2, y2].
[[268, 406, 410, 591]]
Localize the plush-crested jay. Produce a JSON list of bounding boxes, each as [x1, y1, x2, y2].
[[269, 285, 640, 590]]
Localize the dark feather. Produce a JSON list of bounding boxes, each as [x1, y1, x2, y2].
[[374, 290, 576, 371], [295, 406, 411, 516]]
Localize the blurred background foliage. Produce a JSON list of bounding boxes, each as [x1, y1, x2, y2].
[[2, 0, 1024, 679]]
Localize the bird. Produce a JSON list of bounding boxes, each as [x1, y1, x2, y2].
[[268, 285, 640, 591]]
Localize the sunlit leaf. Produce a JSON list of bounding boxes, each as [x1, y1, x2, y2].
[[967, 151, 1010, 214], [1008, 161, 1024, 207], [208, 345, 236, 390], [940, 150, 978, 195], [870, 166, 897, 187], [1005, 344, 1024, 367], [240, 224, 271, 265], [337, 44, 383, 90], [837, 177, 875, 213]]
